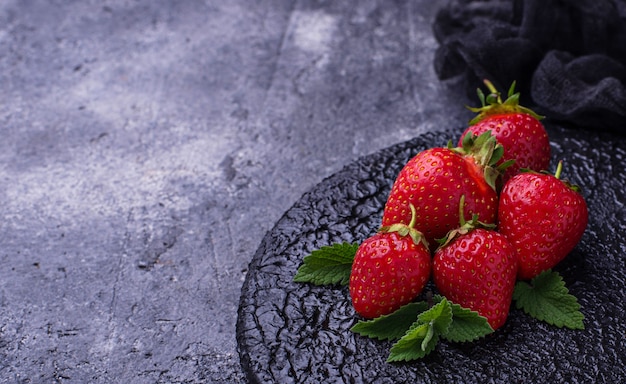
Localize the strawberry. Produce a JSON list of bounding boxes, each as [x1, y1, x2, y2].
[[498, 161, 588, 280], [350, 205, 431, 319], [459, 80, 551, 183], [382, 131, 503, 247], [433, 200, 518, 330]]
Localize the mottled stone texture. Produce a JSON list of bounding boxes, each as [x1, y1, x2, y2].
[[0, 0, 471, 382]]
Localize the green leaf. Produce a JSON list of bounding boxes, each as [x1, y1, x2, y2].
[[293, 242, 357, 286], [444, 302, 494, 343], [351, 302, 429, 341], [387, 299, 453, 362], [387, 322, 439, 362], [513, 270, 584, 330], [417, 297, 453, 335]]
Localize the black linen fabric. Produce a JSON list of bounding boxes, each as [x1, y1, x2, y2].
[[433, 0, 626, 133]]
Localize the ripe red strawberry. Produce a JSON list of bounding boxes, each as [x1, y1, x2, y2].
[[350, 205, 431, 319], [458, 80, 551, 183], [382, 132, 502, 247], [433, 207, 518, 330], [498, 161, 588, 280]]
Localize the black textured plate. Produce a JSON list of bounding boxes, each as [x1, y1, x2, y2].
[[237, 125, 626, 384]]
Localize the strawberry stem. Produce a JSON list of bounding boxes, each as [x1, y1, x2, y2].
[[380, 203, 429, 249], [483, 79, 501, 103], [458, 195, 467, 227], [554, 160, 563, 180], [408, 203, 417, 229]]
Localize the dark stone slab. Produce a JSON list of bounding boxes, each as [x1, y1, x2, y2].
[[237, 125, 626, 384]]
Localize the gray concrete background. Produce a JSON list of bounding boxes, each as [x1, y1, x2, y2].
[[0, 1, 471, 382]]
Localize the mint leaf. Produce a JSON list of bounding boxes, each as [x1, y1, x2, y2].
[[387, 322, 439, 362], [417, 297, 453, 335], [352, 295, 496, 362], [293, 242, 357, 286], [387, 298, 453, 362], [513, 270, 584, 330], [351, 302, 429, 341], [444, 302, 494, 343]]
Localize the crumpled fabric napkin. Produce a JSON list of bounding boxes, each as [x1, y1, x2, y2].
[[433, 0, 626, 133]]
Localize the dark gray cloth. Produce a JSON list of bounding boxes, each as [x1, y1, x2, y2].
[[433, 0, 626, 133]]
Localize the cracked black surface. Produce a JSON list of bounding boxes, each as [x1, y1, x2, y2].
[[237, 125, 626, 384]]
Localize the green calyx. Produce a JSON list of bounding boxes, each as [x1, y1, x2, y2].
[[467, 79, 544, 125], [379, 203, 429, 249], [450, 130, 510, 191], [436, 195, 495, 250], [553, 160, 583, 193], [522, 160, 583, 193]]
